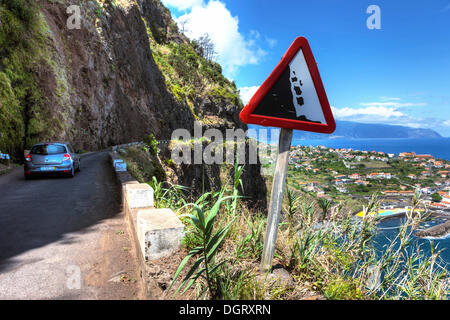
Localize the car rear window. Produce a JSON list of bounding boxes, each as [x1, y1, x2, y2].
[[30, 144, 67, 155]]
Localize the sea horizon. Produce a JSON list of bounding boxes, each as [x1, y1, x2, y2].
[[289, 137, 450, 161]]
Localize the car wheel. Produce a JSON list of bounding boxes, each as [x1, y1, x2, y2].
[[77, 160, 81, 172], [24, 173, 31, 180]]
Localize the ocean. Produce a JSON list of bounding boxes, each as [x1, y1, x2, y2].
[[376, 216, 450, 266], [291, 138, 450, 161]]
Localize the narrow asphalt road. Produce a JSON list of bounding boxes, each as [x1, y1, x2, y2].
[[0, 152, 142, 299]]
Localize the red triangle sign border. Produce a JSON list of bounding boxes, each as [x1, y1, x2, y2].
[[240, 37, 336, 134]]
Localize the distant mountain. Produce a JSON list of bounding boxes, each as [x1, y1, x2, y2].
[[248, 121, 442, 140]]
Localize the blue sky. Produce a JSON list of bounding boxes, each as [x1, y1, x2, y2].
[[162, 0, 450, 136]]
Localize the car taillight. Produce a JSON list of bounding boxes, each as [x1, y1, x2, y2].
[[25, 155, 31, 162], [63, 153, 71, 161]]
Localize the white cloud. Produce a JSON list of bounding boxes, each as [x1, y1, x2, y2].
[[403, 122, 423, 128], [174, 1, 266, 76], [239, 86, 259, 105], [332, 99, 428, 126], [332, 106, 405, 119], [249, 30, 261, 40], [380, 96, 401, 101], [331, 105, 450, 132], [161, 0, 204, 11], [360, 102, 426, 108], [265, 37, 277, 49]]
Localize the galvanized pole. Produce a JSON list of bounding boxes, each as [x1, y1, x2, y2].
[[261, 128, 293, 271]]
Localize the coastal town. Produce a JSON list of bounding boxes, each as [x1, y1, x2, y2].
[[263, 145, 450, 216]]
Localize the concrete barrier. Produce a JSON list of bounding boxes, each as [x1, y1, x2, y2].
[[126, 184, 154, 209], [108, 149, 185, 298], [137, 208, 185, 261]]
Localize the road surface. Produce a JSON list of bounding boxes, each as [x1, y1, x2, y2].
[[0, 152, 142, 299]]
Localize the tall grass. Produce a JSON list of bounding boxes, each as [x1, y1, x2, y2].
[[168, 163, 247, 299], [150, 166, 448, 300], [170, 191, 238, 298], [148, 176, 189, 209]]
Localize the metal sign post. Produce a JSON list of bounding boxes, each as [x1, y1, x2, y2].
[[261, 128, 293, 271]]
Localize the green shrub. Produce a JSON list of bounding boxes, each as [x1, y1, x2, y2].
[[324, 277, 364, 300], [171, 84, 185, 103], [167, 43, 200, 85], [208, 86, 241, 106], [431, 192, 442, 202], [94, 2, 103, 18], [143, 133, 159, 156], [164, 158, 175, 168], [200, 62, 224, 86], [1, 0, 35, 27], [0, 1, 51, 160], [125, 160, 145, 183], [124, 146, 165, 182]]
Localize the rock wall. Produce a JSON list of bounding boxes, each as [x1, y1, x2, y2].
[[38, 0, 191, 149], [0, 0, 267, 209]]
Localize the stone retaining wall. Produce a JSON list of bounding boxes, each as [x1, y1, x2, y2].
[[109, 150, 185, 298]]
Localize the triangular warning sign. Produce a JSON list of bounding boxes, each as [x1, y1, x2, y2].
[[240, 37, 336, 134]]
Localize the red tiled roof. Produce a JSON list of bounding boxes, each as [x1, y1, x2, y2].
[[416, 154, 433, 158], [431, 203, 446, 207]]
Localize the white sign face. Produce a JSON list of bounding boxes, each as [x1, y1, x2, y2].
[[288, 48, 326, 124], [115, 162, 127, 172]]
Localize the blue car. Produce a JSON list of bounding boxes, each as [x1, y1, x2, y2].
[[24, 142, 81, 179]]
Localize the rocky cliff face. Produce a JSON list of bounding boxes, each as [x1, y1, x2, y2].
[[39, 0, 193, 148], [0, 0, 267, 209]]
